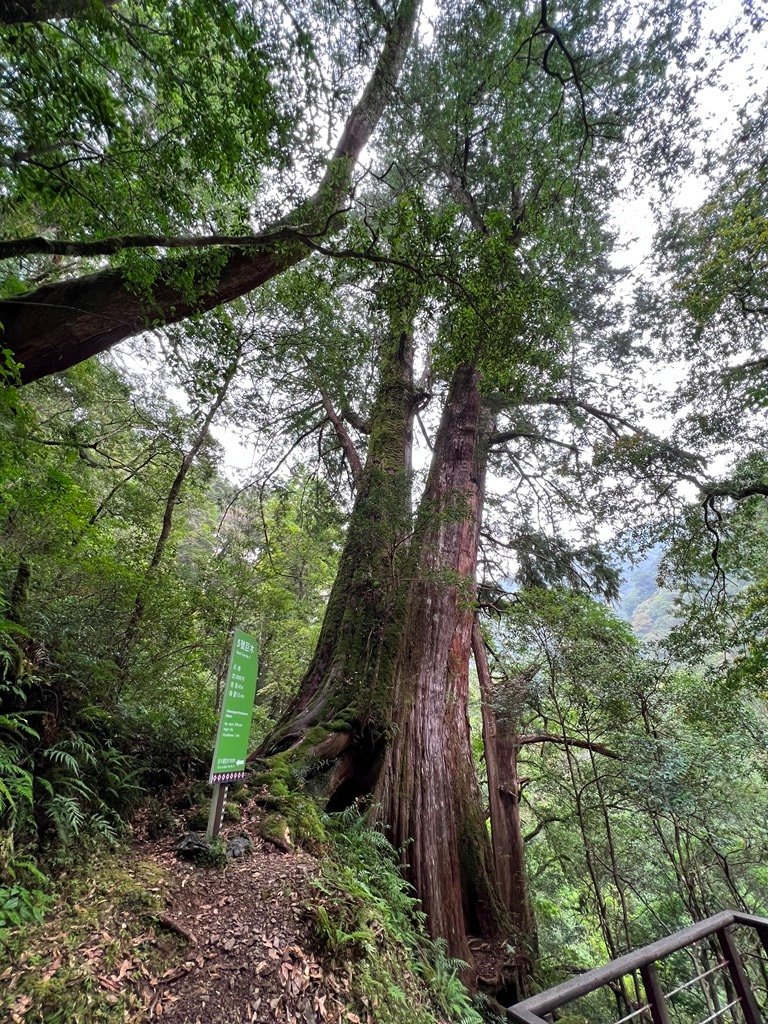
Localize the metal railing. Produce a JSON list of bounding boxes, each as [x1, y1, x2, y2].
[[507, 910, 768, 1024]]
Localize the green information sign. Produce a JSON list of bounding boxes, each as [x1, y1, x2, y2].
[[209, 628, 259, 784]]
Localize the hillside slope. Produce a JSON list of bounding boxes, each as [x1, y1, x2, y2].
[[2, 794, 493, 1024]]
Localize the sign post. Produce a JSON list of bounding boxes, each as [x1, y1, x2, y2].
[[207, 627, 259, 840]]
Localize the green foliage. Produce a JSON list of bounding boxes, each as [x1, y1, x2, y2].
[[660, 473, 768, 685], [37, 730, 142, 849], [0, 0, 294, 288], [222, 801, 241, 823], [308, 808, 483, 1024], [0, 352, 341, 885], [143, 798, 177, 839], [487, 581, 768, 996], [199, 838, 228, 869], [0, 879, 50, 931], [0, 853, 178, 1023], [0, 4, 764, 1017]]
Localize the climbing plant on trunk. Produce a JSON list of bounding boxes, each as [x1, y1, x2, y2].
[[259, 289, 419, 803]]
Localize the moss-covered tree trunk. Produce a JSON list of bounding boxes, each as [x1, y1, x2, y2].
[[258, 312, 417, 806], [373, 362, 505, 961]]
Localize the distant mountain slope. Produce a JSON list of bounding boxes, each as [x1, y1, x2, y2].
[[614, 546, 678, 641]]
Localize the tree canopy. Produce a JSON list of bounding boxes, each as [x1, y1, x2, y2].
[[2, 1, 768, 1022]]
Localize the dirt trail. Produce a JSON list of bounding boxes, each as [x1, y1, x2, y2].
[[4, 798, 503, 1023], [141, 818, 359, 1024]]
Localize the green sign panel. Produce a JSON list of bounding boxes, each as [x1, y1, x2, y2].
[[209, 628, 259, 784]]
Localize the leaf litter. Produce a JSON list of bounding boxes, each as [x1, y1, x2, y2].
[[2, 799, 390, 1024]]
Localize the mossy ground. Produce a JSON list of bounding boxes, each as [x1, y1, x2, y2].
[[252, 756, 329, 852], [1, 854, 182, 1023], [1, 785, 495, 1024]]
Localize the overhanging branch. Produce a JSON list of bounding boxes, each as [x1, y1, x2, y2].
[[517, 733, 621, 760], [0, 0, 421, 384], [0, 221, 425, 274]]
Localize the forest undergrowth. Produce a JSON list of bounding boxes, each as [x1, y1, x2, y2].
[[1, 785, 492, 1024]]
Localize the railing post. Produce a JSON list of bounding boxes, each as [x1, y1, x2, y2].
[[717, 927, 762, 1024], [641, 962, 672, 1024], [754, 923, 768, 962]]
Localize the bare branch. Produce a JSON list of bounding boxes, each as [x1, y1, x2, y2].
[[489, 428, 579, 454], [517, 733, 621, 759], [524, 814, 567, 843], [322, 396, 364, 488]]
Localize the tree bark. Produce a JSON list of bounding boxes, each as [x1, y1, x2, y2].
[[257, 357, 512, 966], [8, 555, 30, 625], [373, 362, 503, 961], [2, 556, 30, 684], [321, 395, 364, 487], [446, 620, 507, 951], [0, 0, 420, 383], [256, 308, 417, 806], [473, 622, 539, 982]]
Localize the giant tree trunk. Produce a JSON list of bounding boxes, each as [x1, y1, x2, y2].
[[258, 358, 508, 963], [257, 313, 417, 805], [374, 362, 505, 961], [1, 0, 419, 383]]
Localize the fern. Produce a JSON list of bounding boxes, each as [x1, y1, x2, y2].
[[42, 747, 80, 773], [21, 729, 143, 850], [0, 765, 34, 814], [47, 792, 87, 840], [310, 809, 483, 1024], [418, 939, 483, 1024], [0, 713, 38, 739], [313, 904, 376, 955], [0, 710, 37, 826], [0, 882, 51, 931]]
